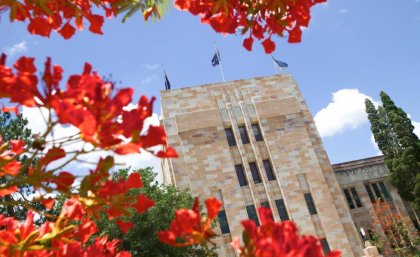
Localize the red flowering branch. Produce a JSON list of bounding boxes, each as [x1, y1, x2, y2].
[[174, 0, 327, 53], [0, 0, 164, 39], [0, 54, 178, 256]]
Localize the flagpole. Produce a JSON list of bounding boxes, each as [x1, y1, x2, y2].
[[214, 42, 225, 82], [271, 55, 280, 74]]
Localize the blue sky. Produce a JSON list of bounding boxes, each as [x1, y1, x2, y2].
[[1, 0, 420, 175]]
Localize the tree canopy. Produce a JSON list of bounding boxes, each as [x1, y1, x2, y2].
[[365, 92, 420, 209]]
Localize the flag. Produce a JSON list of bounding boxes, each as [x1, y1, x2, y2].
[[272, 56, 288, 70], [164, 71, 171, 90], [211, 51, 220, 66]]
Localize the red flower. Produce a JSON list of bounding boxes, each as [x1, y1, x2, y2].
[[262, 38, 275, 54], [232, 207, 341, 257], [158, 197, 221, 247], [243, 37, 254, 51]]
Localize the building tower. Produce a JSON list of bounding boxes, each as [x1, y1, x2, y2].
[[160, 74, 364, 256]]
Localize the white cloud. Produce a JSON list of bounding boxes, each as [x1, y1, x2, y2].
[[339, 8, 348, 14], [22, 107, 162, 179], [314, 89, 378, 138], [5, 41, 28, 56], [142, 64, 160, 70], [413, 121, 420, 137], [140, 75, 158, 84]]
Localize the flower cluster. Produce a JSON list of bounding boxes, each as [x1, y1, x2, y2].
[[174, 0, 326, 53], [0, 54, 175, 256], [0, 0, 161, 39], [0, 199, 131, 257], [232, 207, 341, 257], [158, 197, 221, 246]]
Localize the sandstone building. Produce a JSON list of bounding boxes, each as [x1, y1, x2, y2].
[[333, 156, 419, 242], [160, 74, 365, 256]]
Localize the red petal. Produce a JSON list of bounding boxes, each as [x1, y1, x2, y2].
[[40, 198, 55, 209], [1, 106, 19, 114], [115, 143, 140, 155], [54, 171, 75, 191], [133, 194, 155, 214], [156, 146, 178, 158], [14, 57, 37, 74], [10, 140, 25, 154], [116, 219, 134, 234], [27, 17, 52, 37], [39, 148, 66, 167], [243, 37, 254, 51], [262, 38, 276, 54], [88, 14, 104, 35], [3, 160, 21, 175], [205, 197, 222, 221], [288, 26, 302, 43], [126, 172, 143, 189], [0, 186, 18, 196], [58, 23, 76, 39]]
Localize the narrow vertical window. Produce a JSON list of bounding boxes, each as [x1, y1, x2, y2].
[[343, 189, 355, 209], [238, 125, 250, 144], [246, 205, 260, 226], [320, 238, 331, 255], [304, 193, 317, 215], [218, 210, 230, 234], [365, 184, 376, 203], [275, 199, 289, 221], [350, 187, 363, 208], [378, 181, 391, 201], [235, 164, 248, 187], [224, 128, 236, 146], [249, 162, 262, 184], [261, 201, 270, 209], [371, 183, 383, 200], [252, 123, 263, 141], [263, 160, 276, 181]]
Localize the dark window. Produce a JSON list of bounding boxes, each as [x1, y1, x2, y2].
[[235, 164, 248, 187], [365, 184, 376, 203], [252, 123, 263, 141], [275, 199, 289, 221], [371, 183, 383, 200], [350, 187, 363, 208], [238, 125, 250, 144], [378, 181, 391, 201], [261, 201, 270, 208], [218, 210, 230, 234], [320, 238, 331, 255], [246, 205, 260, 226], [343, 189, 355, 209], [263, 160, 276, 181], [225, 128, 236, 146], [249, 162, 262, 184], [304, 193, 317, 215]]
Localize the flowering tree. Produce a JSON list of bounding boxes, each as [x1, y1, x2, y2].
[[369, 199, 419, 257], [0, 0, 338, 256], [0, 0, 326, 53]]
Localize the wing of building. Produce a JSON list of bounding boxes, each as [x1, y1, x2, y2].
[[160, 74, 418, 257]]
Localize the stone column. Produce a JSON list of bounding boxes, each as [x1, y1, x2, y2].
[[361, 241, 383, 257]]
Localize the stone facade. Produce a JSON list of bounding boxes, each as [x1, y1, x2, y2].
[[333, 156, 420, 243], [160, 74, 364, 257]]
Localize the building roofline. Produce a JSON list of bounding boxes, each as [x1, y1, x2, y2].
[[160, 73, 292, 94], [332, 155, 385, 171]]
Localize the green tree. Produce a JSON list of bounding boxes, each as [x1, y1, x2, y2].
[[94, 167, 218, 257], [365, 92, 420, 209], [0, 112, 34, 220]]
